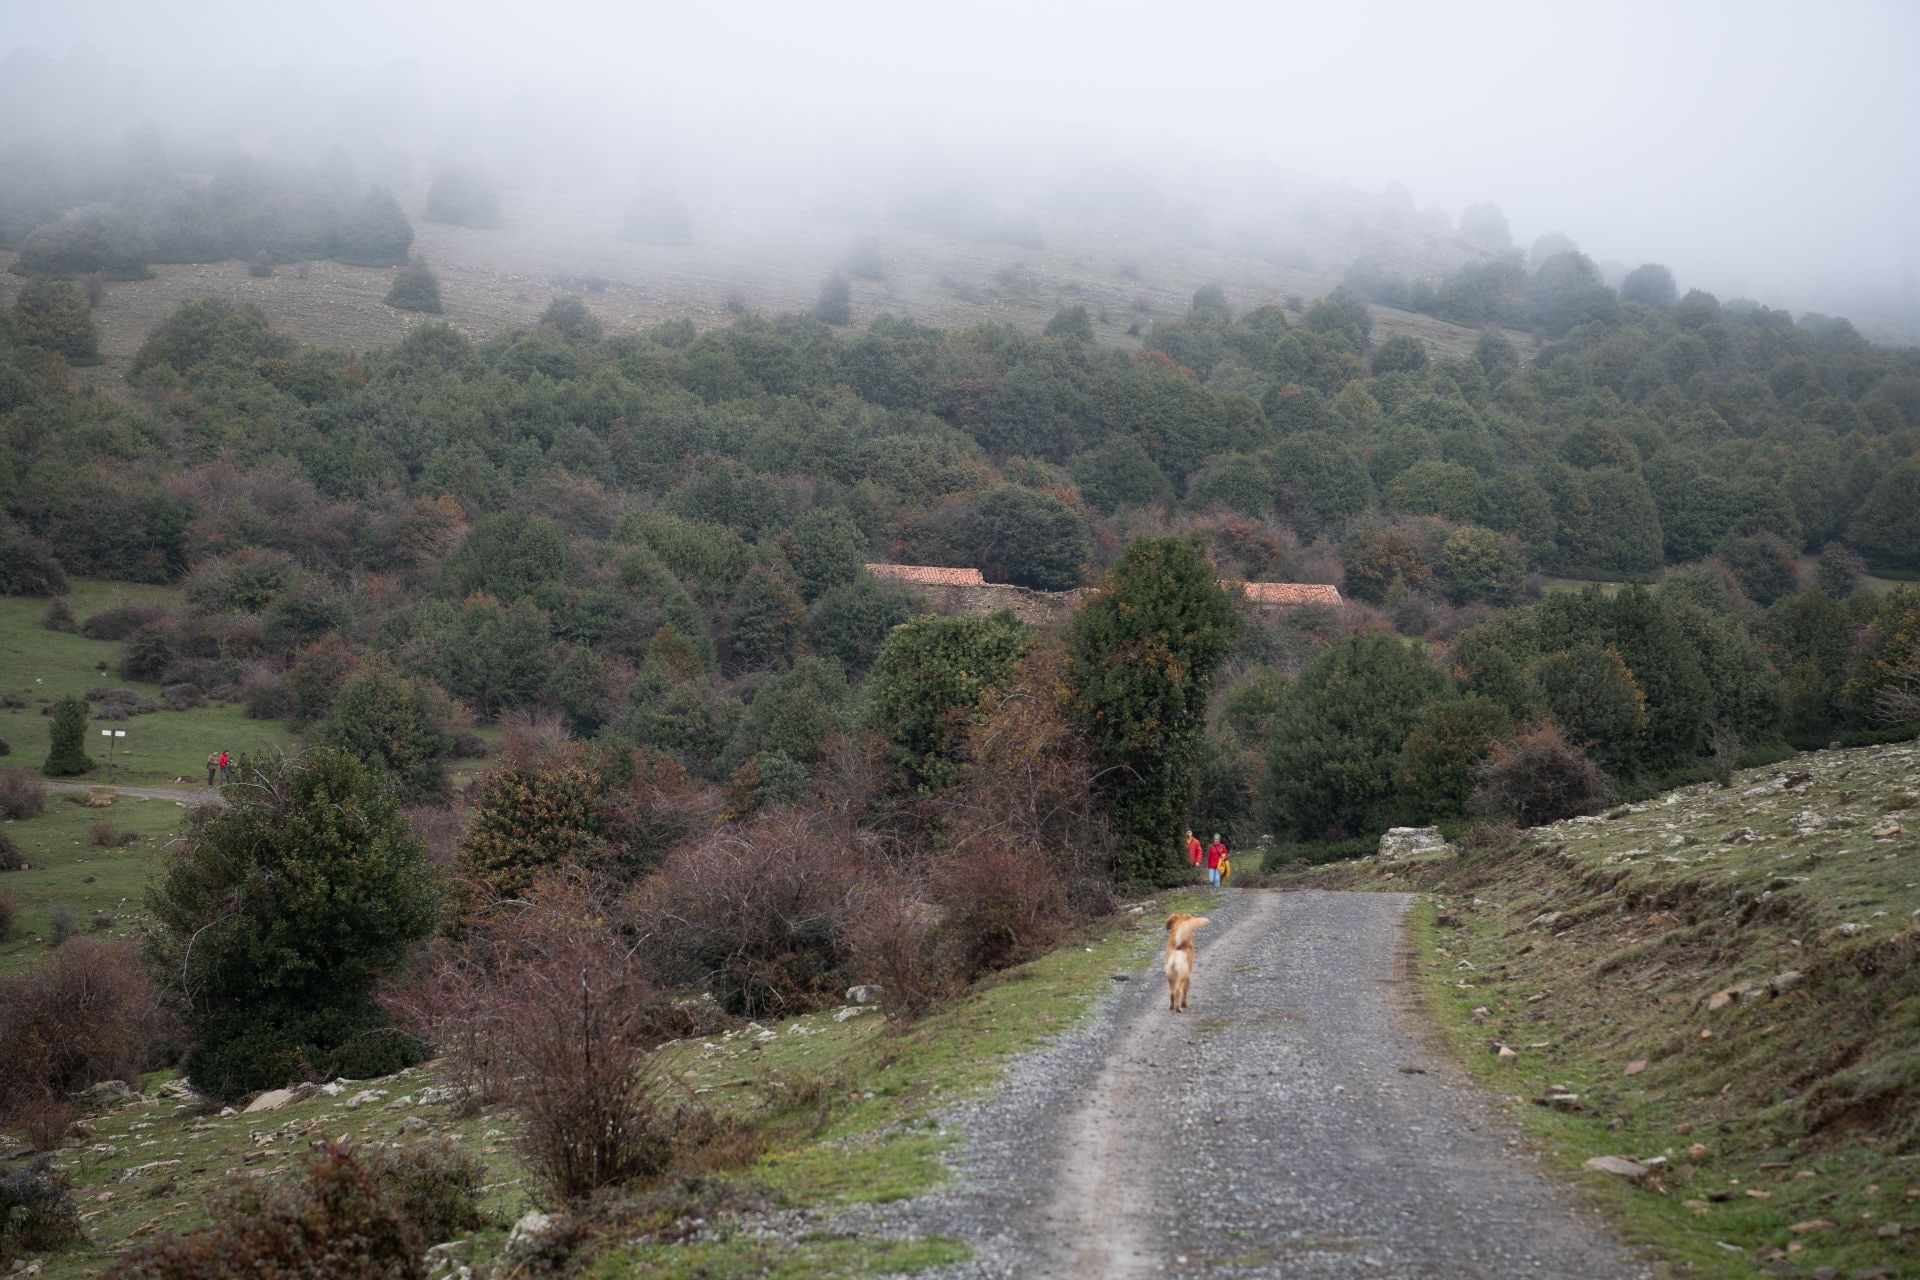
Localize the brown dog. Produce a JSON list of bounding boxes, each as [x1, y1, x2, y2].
[[1164, 913, 1211, 1012]]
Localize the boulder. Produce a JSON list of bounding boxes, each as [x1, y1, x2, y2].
[[505, 1210, 557, 1256], [244, 1088, 298, 1114], [845, 985, 883, 1005], [1378, 827, 1448, 860], [1583, 1155, 1650, 1179], [73, 1080, 138, 1109]]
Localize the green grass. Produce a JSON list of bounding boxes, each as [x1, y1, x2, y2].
[[0, 792, 187, 972], [1373, 740, 1920, 1278], [0, 580, 294, 787], [582, 1235, 969, 1279], [12, 889, 1206, 1277]]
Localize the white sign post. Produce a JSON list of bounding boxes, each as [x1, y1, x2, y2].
[[100, 728, 127, 781]]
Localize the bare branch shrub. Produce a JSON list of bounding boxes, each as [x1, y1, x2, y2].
[[638, 810, 864, 1018], [0, 939, 180, 1148], [1468, 720, 1611, 828], [0, 766, 46, 820]]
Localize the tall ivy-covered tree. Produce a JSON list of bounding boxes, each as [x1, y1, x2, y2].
[[868, 611, 1030, 791], [146, 749, 436, 1100], [1069, 537, 1239, 882], [1264, 634, 1448, 840]]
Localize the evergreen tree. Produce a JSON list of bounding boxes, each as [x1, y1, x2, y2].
[[813, 272, 853, 325], [317, 659, 452, 800], [726, 562, 806, 669], [1397, 695, 1513, 820], [1070, 537, 1239, 882], [869, 611, 1029, 790], [335, 186, 413, 266], [11, 278, 98, 360], [146, 749, 436, 1099], [458, 756, 604, 898], [784, 506, 866, 601], [43, 695, 93, 776], [384, 259, 442, 314], [1264, 634, 1448, 839]]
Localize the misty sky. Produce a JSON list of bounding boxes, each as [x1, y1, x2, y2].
[[5, 0, 1918, 330]]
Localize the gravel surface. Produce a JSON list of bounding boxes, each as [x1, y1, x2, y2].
[[865, 888, 1652, 1279]]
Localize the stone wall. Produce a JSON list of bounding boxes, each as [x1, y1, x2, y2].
[[893, 581, 1090, 627]]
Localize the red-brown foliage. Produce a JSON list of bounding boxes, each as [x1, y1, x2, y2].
[[0, 939, 180, 1147], [1470, 720, 1612, 827], [106, 1143, 426, 1280], [638, 810, 865, 1018]]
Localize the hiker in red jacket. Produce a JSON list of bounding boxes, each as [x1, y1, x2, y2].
[[1185, 828, 1204, 868], [1206, 834, 1227, 887]]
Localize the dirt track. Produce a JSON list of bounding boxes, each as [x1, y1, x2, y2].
[[886, 889, 1650, 1279]]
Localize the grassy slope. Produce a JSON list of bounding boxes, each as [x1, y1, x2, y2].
[[0, 793, 185, 973], [1298, 740, 1919, 1277], [0, 581, 294, 787], [14, 892, 1204, 1279]]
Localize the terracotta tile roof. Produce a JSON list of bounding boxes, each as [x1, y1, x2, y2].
[[866, 563, 987, 587], [1231, 581, 1344, 606]]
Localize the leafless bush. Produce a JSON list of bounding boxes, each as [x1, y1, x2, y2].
[[46, 903, 76, 947], [1469, 721, 1611, 828], [237, 663, 294, 720], [0, 887, 17, 938], [87, 821, 140, 848], [638, 810, 864, 1018], [844, 874, 958, 1018], [0, 767, 46, 819], [42, 598, 76, 633], [1873, 659, 1920, 726], [1454, 821, 1524, 857], [0, 939, 180, 1146]]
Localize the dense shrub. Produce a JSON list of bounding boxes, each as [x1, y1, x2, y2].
[[79, 603, 166, 641], [384, 259, 442, 313], [0, 766, 47, 819], [0, 1159, 79, 1264], [0, 939, 179, 1145], [359, 1141, 488, 1242], [11, 278, 99, 360], [384, 882, 723, 1200], [107, 1143, 426, 1280], [317, 660, 453, 800], [42, 597, 76, 631], [0, 834, 23, 872], [1469, 721, 1611, 827], [0, 886, 16, 937], [458, 755, 605, 899], [145, 750, 437, 1100]]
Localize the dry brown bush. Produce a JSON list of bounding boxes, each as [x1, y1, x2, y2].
[[1469, 721, 1611, 828], [0, 767, 46, 820], [638, 809, 864, 1018], [0, 939, 180, 1147], [384, 875, 725, 1202]]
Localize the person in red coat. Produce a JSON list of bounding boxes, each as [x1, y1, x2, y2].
[[1205, 834, 1227, 887], [1185, 828, 1204, 868]]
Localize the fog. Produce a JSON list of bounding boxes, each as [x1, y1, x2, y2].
[[5, 0, 1918, 336]]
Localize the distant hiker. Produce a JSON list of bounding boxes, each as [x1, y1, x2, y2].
[[1185, 828, 1203, 868], [217, 750, 231, 782], [206, 752, 219, 786], [1206, 834, 1227, 887]]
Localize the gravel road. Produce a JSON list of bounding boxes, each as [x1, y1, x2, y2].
[[875, 888, 1651, 1279]]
